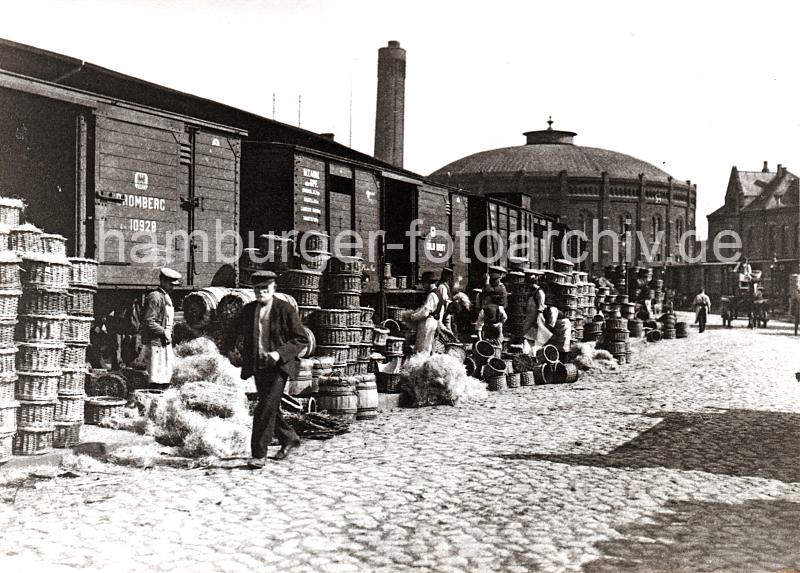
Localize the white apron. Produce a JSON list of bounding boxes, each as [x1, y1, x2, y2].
[[145, 294, 175, 385]]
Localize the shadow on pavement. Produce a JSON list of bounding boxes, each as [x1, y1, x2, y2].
[[501, 409, 800, 482], [581, 498, 800, 573]]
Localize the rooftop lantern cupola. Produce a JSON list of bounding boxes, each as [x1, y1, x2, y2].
[[523, 117, 577, 145]]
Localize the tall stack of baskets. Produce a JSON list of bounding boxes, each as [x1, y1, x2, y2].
[[603, 317, 630, 364], [321, 256, 363, 377], [0, 198, 24, 463], [62, 257, 97, 440], [15, 245, 69, 456]]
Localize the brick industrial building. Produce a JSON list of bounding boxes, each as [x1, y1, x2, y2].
[[429, 122, 697, 275], [706, 162, 800, 297]]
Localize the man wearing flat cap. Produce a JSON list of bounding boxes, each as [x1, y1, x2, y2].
[[240, 271, 308, 466], [140, 267, 181, 384]]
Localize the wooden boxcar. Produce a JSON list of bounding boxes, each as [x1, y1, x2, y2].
[[0, 40, 244, 314]]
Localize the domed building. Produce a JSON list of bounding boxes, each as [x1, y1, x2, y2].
[[429, 121, 697, 274]]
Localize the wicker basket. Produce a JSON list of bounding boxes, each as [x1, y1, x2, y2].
[[345, 309, 361, 327], [327, 274, 362, 293], [376, 371, 402, 393], [395, 276, 407, 289], [17, 343, 64, 372], [0, 401, 18, 433], [55, 394, 85, 423], [357, 343, 372, 361], [84, 396, 126, 425], [0, 252, 21, 289], [282, 287, 319, 307], [0, 198, 24, 227], [53, 422, 82, 448], [64, 315, 93, 343], [507, 372, 521, 388], [17, 313, 67, 343], [315, 345, 349, 364], [0, 319, 16, 349], [13, 427, 53, 456], [17, 399, 57, 427], [385, 336, 404, 355], [0, 346, 16, 372], [359, 307, 374, 323], [316, 326, 350, 346], [66, 287, 96, 316], [296, 250, 331, 271], [386, 306, 405, 322], [0, 431, 12, 463], [0, 289, 21, 318], [10, 225, 43, 254], [62, 342, 88, 369], [0, 227, 8, 252], [68, 258, 99, 288], [372, 327, 389, 346], [21, 254, 72, 289], [346, 327, 361, 344], [20, 287, 68, 315], [0, 373, 16, 403], [280, 269, 322, 290], [297, 305, 320, 324], [486, 374, 507, 392], [520, 371, 535, 386], [40, 234, 67, 256], [314, 309, 350, 327], [346, 344, 359, 363], [326, 291, 361, 309], [360, 324, 373, 344], [58, 368, 87, 396], [329, 256, 363, 275], [15, 371, 60, 401]]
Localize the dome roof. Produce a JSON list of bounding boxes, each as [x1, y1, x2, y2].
[[430, 127, 679, 185]]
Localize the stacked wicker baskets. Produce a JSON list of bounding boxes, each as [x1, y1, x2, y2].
[[320, 257, 363, 377], [0, 204, 23, 463], [13, 243, 72, 455]]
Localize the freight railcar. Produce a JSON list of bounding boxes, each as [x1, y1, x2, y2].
[[0, 44, 244, 322]]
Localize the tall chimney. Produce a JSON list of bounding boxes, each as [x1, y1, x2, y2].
[[374, 41, 406, 168], [763, 161, 769, 172]]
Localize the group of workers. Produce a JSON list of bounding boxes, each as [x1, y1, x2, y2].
[[404, 265, 572, 357]]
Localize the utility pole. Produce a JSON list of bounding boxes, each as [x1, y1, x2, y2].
[[297, 95, 302, 127], [272, 93, 276, 120]]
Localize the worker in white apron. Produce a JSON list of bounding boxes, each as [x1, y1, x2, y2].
[[140, 268, 181, 384]]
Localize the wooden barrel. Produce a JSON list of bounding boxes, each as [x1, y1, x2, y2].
[[533, 363, 554, 384], [182, 287, 231, 328], [216, 289, 256, 332], [355, 374, 378, 420], [536, 344, 560, 365], [298, 327, 316, 358], [317, 375, 357, 421]]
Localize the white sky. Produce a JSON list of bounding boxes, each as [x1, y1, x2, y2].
[[3, 0, 800, 239]]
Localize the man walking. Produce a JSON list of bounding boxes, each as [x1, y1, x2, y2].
[[693, 287, 711, 333], [139, 267, 181, 384], [240, 271, 308, 467]]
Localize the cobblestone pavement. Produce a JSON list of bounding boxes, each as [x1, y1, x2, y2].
[[2, 312, 800, 573]]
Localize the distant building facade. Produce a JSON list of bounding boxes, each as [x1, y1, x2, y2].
[[429, 122, 697, 275]]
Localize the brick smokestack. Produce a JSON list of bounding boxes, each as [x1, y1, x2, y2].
[[374, 41, 406, 168]]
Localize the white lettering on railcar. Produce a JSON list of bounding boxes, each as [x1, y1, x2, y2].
[[130, 219, 158, 232], [123, 194, 167, 211], [302, 187, 321, 196]]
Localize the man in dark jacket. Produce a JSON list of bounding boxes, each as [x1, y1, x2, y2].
[[240, 271, 308, 467]]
